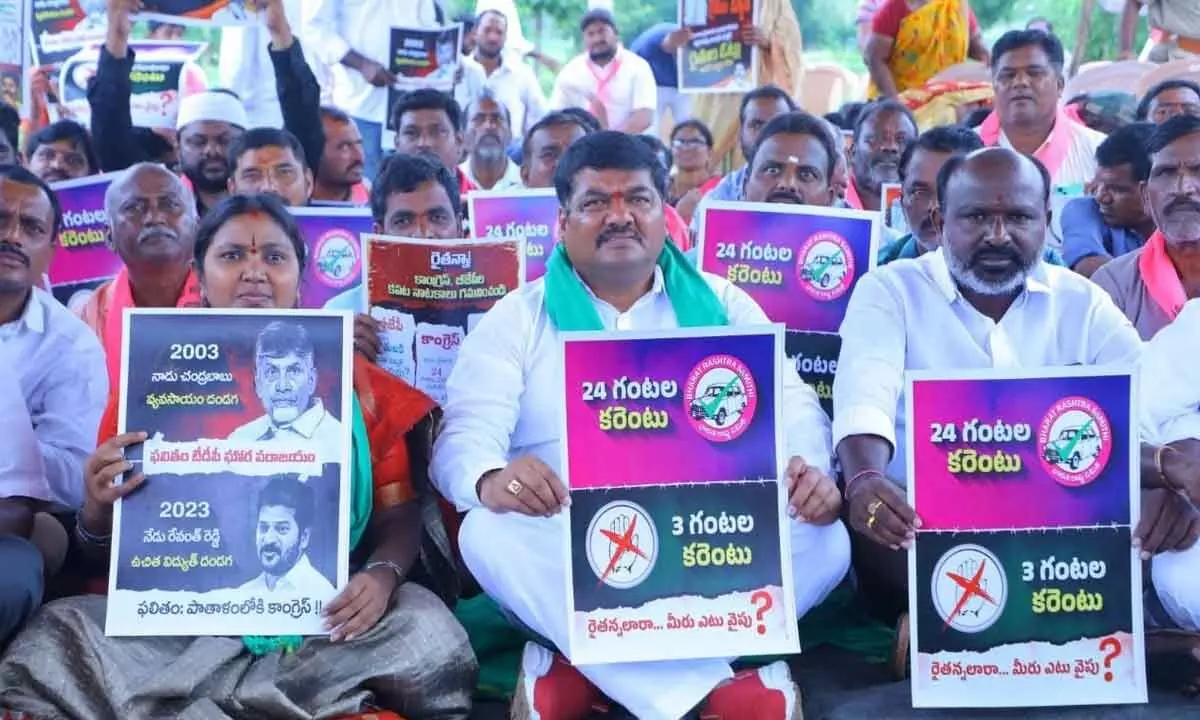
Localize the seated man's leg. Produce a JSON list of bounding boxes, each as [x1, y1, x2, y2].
[[789, 518, 851, 617], [1152, 541, 1200, 631], [0, 536, 43, 648], [460, 509, 735, 720]]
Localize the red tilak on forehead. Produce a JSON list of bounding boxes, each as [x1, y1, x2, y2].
[[248, 234, 258, 255]]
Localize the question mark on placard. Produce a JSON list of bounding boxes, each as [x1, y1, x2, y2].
[[750, 591, 773, 635], [1099, 636, 1121, 682]]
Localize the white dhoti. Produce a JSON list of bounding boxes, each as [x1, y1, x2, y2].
[[1152, 541, 1200, 631], [459, 508, 851, 720]]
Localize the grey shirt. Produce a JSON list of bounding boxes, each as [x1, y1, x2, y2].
[[1090, 248, 1175, 341]]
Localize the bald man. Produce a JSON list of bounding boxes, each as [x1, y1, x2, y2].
[[76, 163, 201, 389], [831, 148, 1144, 661]]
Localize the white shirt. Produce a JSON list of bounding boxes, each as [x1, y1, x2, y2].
[[218, 0, 324, 129], [455, 56, 489, 118], [995, 119, 1105, 188], [475, 54, 547, 135], [431, 269, 833, 511], [303, 0, 439, 123], [0, 288, 108, 507], [549, 46, 657, 133], [238, 553, 336, 595], [1141, 299, 1200, 445], [459, 157, 523, 191], [832, 249, 1142, 487], [228, 399, 345, 465]]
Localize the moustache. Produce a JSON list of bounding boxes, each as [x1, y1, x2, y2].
[[1166, 197, 1200, 215], [260, 543, 282, 556], [596, 224, 644, 246], [970, 245, 1022, 266], [137, 226, 178, 244], [0, 241, 30, 267], [767, 190, 804, 204]]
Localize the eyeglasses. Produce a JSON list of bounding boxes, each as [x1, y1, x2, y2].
[[672, 137, 708, 149]]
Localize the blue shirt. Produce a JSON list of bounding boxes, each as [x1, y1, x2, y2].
[[1060, 196, 1147, 269], [877, 234, 1066, 267], [630, 22, 679, 88]]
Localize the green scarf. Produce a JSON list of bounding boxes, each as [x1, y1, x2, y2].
[[543, 242, 729, 330], [241, 394, 374, 655]]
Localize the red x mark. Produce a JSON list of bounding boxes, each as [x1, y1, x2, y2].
[[597, 515, 647, 585], [942, 559, 997, 631]]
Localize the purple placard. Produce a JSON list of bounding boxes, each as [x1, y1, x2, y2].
[[290, 206, 372, 311], [47, 173, 123, 303], [468, 188, 558, 282]]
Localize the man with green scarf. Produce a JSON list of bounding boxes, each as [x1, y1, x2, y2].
[[433, 131, 850, 720]]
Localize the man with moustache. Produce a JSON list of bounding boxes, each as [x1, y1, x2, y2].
[[460, 91, 522, 191], [472, 9, 547, 137], [741, 112, 842, 209], [977, 30, 1104, 187], [549, 9, 657, 135], [227, 128, 313, 207], [312, 107, 368, 205], [833, 149, 1144, 665], [24, 122, 97, 183], [240, 476, 336, 595], [434, 132, 847, 720], [1060, 123, 1155, 278], [844, 100, 916, 213], [392, 89, 477, 201], [76, 163, 201, 390], [879, 125, 1065, 266], [1137, 79, 1200, 124], [91, 0, 248, 215], [229, 321, 343, 464], [1093, 115, 1200, 340], [520, 111, 592, 189]]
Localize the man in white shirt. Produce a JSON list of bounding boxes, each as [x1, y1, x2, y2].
[[832, 148, 1142, 646], [549, 10, 657, 136], [979, 30, 1105, 188], [0, 165, 107, 646], [303, 0, 440, 180], [459, 91, 523, 191], [432, 131, 848, 720], [229, 321, 344, 464], [239, 476, 336, 595], [472, 9, 547, 136]]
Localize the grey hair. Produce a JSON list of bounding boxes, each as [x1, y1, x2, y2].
[[468, 87, 512, 127], [103, 162, 196, 228]]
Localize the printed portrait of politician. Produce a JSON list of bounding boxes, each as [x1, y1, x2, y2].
[[227, 320, 344, 463], [239, 476, 336, 594]]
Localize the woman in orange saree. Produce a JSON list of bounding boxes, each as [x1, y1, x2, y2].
[[864, 0, 990, 99]]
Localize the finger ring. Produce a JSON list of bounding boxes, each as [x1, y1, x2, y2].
[[868, 514, 878, 529], [867, 499, 883, 516], [506, 479, 523, 496]]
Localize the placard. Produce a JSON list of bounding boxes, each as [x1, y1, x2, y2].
[[385, 24, 462, 131], [906, 367, 1146, 708], [289, 206, 372, 311], [108, 309, 354, 637], [135, 0, 264, 27], [881, 182, 907, 233], [365, 234, 522, 404], [562, 326, 798, 664], [677, 0, 757, 94], [468, 187, 558, 283], [47, 173, 122, 312], [58, 41, 208, 128]]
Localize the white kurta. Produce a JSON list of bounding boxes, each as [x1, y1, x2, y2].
[[432, 269, 849, 720]]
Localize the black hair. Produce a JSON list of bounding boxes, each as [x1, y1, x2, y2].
[[852, 99, 918, 145], [936, 150, 1052, 210], [257, 475, 315, 532], [390, 88, 463, 133], [670, 119, 714, 148], [455, 12, 476, 32], [823, 112, 845, 129], [964, 108, 992, 128], [898, 125, 985, 182], [370, 153, 461, 224], [1136, 79, 1200, 121], [580, 8, 617, 33], [467, 88, 512, 127], [560, 106, 603, 134], [193, 193, 308, 273], [475, 8, 506, 26], [0, 102, 18, 155], [521, 110, 595, 159], [1147, 114, 1200, 155], [319, 105, 354, 125], [638, 134, 673, 173], [839, 101, 867, 130], [25, 120, 97, 173], [1095, 122, 1154, 181], [228, 127, 309, 172], [750, 111, 840, 180], [0, 163, 63, 239], [990, 29, 1066, 75], [553, 130, 668, 207], [738, 84, 796, 126], [256, 320, 315, 360]]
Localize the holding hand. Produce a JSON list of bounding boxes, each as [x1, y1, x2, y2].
[[784, 456, 841, 525], [478, 456, 569, 517], [846, 470, 920, 549], [358, 59, 397, 88], [81, 431, 148, 535], [743, 26, 771, 50], [323, 567, 396, 642], [353, 313, 381, 363]]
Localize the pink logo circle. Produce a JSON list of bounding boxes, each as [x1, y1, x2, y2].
[[683, 354, 758, 443], [312, 229, 361, 289], [1037, 396, 1112, 488], [795, 231, 855, 301]]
